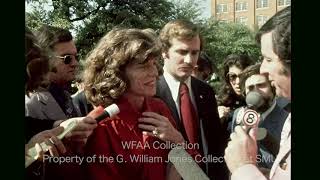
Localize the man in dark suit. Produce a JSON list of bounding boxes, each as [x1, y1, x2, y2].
[[230, 64, 288, 173], [156, 19, 229, 180]]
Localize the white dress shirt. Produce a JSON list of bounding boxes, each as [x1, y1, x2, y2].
[[163, 69, 198, 119]]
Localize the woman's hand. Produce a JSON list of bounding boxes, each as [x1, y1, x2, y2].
[[138, 112, 184, 144]]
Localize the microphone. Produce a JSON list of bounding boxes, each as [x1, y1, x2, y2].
[[235, 91, 266, 140], [25, 104, 120, 168], [57, 103, 120, 139], [246, 91, 265, 110], [236, 91, 262, 127], [95, 104, 120, 122]]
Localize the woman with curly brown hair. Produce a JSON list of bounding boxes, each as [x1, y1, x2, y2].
[[83, 28, 188, 180]]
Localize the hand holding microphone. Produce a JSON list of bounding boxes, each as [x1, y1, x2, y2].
[[225, 91, 265, 173], [59, 104, 120, 141], [235, 91, 267, 140], [225, 126, 258, 173], [25, 104, 120, 168]]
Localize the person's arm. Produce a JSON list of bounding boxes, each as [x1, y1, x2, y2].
[[225, 126, 268, 180]]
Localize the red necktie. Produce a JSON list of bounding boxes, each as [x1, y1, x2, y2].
[[179, 83, 198, 144]]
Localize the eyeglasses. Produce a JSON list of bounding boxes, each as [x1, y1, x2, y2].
[[226, 72, 240, 82], [55, 54, 79, 65]]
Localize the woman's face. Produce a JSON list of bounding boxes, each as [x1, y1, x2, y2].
[[227, 65, 242, 95], [125, 57, 159, 97]]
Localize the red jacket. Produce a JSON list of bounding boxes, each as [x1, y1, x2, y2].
[[84, 96, 177, 180]]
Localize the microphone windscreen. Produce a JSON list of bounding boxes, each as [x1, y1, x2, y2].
[[246, 91, 264, 110], [105, 104, 120, 118], [94, 104, 120, 122]]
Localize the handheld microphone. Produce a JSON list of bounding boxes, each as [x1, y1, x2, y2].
[[94, 104, 120, 122], [58, 103, 120, 138], [245, 92, 280, 154], [246, 91, 265, 110], [236, 91, 261, 127], [236, 91, 266, 140], [25, 104, 120, 168]]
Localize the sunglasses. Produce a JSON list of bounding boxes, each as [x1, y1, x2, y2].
[[55, 54, 79, 65], [226, 72, 240, 82]]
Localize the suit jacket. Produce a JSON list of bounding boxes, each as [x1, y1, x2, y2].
[[156, 76, 229, 180], [231, 99, 288, 168], [231, 114, 291, 180], [25, 91, 81, 120]]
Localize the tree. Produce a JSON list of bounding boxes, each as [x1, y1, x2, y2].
[[26, 0, 260, 91], [199, 19, 261, 90], [74, 0, 178, 57], [26, 0, 187, 58]]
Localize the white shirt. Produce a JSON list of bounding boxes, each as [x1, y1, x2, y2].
[[280, 113, 291, 146], [163, 69, 198, 119]]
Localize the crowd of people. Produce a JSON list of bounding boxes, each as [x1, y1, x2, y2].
[[25, 6, 291, 180]]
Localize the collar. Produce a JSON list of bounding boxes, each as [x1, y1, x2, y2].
[[284, 103, 291, 113], [163, 69, 192, 102], [115, 96, 153, 131]]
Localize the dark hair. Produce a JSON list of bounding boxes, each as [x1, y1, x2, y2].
[[222, 54, 253, 80], [239, 63, 276, 97], [217, 54, 253, 107], [25, 27, 50, 94], [35, 25, 73, 72], [197, 52, 213, 73], [239, 64, 261, 95], [256, 6, 291, 71]]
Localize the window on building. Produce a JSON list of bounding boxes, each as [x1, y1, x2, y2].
[[236, 2, 248, 11], [256, 0, 268, 9], [278, 0, 291, 6], [256, 15, 269, 27], [236, 16, 248, 25], [217, 4, 228, 13]]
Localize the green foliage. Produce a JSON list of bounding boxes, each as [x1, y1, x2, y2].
[[26, 0, 206, 58], [169, 0, 204, 23], [74, 0, 178, 58], [200, 18, 261, 77], [208, 79, 222, 93], [26, 0, 260, 90]]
